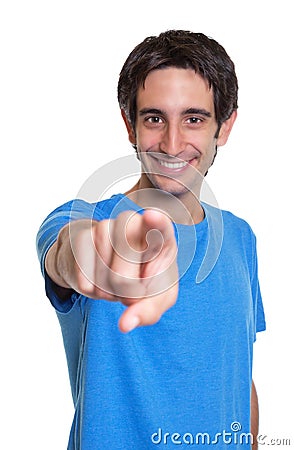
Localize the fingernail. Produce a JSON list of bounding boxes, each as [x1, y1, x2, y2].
[[126, 316, 140, 333]]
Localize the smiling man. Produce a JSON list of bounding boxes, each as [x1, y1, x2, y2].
[[37, 30, 266, 449], [123, 66, 236, 221]]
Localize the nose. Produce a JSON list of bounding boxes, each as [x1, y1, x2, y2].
[[159, 123, 185, 157]]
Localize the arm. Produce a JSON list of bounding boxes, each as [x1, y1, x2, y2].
[[251, 380, 259, 450], [45, 219, 90, 293]]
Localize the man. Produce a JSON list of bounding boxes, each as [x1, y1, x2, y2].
[[37, 30, 266, 449]]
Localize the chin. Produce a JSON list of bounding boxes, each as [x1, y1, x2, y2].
[[148, 175, 193, 197]]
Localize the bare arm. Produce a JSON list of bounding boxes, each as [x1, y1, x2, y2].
[[45, 219, 91, 292], [251, 380, 259, 450]]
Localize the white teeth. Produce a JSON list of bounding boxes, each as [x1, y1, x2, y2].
[[159, 160, 188, 169]]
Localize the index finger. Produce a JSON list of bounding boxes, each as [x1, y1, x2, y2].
[[118, 279, 179, 333], [141, 209, 176, 263]]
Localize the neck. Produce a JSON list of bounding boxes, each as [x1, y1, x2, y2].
[[125, 177, 205, 225]]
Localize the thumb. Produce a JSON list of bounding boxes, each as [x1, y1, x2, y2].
[[118, 283, 178, 333]]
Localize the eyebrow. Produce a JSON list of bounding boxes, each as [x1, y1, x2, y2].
[[139, 107, 212, 118], [184, 108, 212, 118]]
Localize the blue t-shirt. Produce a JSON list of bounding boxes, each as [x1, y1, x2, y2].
[[36, 194, 266, 449]]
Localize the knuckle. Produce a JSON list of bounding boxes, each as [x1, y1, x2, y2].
[[109, 272, 143, 299], [92, 220, 110, 247]]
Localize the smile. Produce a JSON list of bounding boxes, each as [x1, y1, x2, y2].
[[159, 160, 188, 169]]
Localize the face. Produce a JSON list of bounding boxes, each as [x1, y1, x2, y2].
[[123, 67, 236, 198]]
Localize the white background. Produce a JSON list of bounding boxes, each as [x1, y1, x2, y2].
[[1, 1, 293, 448]]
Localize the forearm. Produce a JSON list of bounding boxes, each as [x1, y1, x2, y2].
[[45, 220, 93, 293], [45, 223, 72, 289], [251, 380, 259, 450], [45, 218, 101, 297]]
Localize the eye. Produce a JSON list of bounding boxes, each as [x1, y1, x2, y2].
[[143, 116, 164, 128], [145, 116, 163, 124], [186, 117, 202, 124]]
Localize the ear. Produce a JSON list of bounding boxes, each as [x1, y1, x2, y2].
[[121, 109, 136, 145], [216, 110, 237, 147]]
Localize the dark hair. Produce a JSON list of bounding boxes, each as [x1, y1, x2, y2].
[[118, 30, 238, 131]]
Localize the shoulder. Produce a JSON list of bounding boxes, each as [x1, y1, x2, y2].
[[41, 194, 129, 224], [203, 202, 255, 235], [203, 202, 257, 254], [222, 209, 255, 236]]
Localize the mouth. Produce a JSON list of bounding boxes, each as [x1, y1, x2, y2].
[[147, 154, 199, 176], [139, 152, 203, 193], [158, 159, 189, 170]]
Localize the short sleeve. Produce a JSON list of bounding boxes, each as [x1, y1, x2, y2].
[[250, 233, 266, 339]]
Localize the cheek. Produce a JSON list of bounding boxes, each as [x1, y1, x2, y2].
[[191, 135, 216, 159], [136, 129, 161, 151], [196, 137, 217, 167], [203, 143, 218, 169]]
